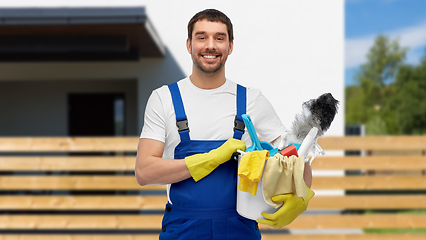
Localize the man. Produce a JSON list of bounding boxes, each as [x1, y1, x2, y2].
[[135, 9, 313, 239]]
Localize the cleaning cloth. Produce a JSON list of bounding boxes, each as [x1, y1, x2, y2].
[[238, 150, 269, 195], [262, 154, 306, 208]]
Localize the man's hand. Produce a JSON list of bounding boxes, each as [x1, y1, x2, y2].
[[257, 184, 315, 228], [185, 138, 246, 182]]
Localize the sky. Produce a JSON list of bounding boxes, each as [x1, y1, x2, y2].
[[345, 0, 426, 86]]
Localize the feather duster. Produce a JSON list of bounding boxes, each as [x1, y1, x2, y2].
[[280, 93, 339, 150]]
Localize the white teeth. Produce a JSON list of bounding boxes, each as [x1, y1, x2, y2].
[[203, 55, 217, 59]]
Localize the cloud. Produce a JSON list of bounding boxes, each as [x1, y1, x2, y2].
[[345, 36, 375, 69], [397, 22, 426, 47], [345, 21, 426, 69]]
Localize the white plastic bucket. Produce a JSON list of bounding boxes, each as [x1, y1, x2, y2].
[[236, 154, 280, 220]]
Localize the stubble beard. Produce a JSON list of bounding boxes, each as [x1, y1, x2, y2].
[[192, 50, 228, 75]]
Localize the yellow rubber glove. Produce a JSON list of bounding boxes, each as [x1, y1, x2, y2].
[[257, 184, 315, 228], [185, 138, 246, 182]]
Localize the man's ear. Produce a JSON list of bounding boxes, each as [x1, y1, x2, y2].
[[228, 41, 234, 55], [186, 38, 192, 54]]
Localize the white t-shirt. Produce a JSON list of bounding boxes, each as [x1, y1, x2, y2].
[[140, 77, 286, 159]]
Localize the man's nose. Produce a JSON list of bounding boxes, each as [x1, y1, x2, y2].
[[205, 37, 216, 50]]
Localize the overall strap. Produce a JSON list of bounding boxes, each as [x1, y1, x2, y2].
[[233, 84, 247, 140], [168, 82, 190, 141]]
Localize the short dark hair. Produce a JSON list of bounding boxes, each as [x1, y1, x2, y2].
[[187, 9, 234, 42]]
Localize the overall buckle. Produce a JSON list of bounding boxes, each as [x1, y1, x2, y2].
[[233, 116, 245, 133], [176, 120, 189, 132]]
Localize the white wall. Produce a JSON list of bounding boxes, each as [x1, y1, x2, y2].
[[1, 0, 344, 136], [140, 1, 345, 137]]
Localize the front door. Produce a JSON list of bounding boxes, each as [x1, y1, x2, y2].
[[68, 93, 124, 136]]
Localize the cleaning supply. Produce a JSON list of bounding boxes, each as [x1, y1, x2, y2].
[[236, 114, 280, 220], [242, 114, 278, 156], [257, 184, 315, 228], [185, 138, 246, 182], [238, 150, 269, 195], [237, 114, 278, 195], [297, 127, 318, 160], [278, 93, 339, 163], [236, 151, 278, 220], [262, 154, 306, 208], [280, 144, 298, 157]]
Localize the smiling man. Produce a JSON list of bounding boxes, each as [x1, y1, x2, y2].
[[135, 9, 311, 240], [188, 17, 233, 83]]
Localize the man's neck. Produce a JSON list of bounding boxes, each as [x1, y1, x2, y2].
[[189, 66, 226, 90]]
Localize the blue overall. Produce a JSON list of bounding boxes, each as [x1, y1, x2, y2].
[[159, 83, 261, 240]]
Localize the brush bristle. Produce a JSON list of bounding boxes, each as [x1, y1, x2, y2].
[[291, 93, 339, 141], [307, 93, 339, 132]]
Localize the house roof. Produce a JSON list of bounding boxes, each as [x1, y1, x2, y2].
[[0, 7, 165, 61]]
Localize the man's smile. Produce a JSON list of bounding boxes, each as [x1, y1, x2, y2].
[[202, 55, 218, 59], [201, 53, 221, 60]]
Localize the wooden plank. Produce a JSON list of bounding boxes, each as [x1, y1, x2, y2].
[[317, 136, 426, 151], [263, 234, 426, 240], [0, 155, 424, 172], [0, 137, 139, 152], [0, 196, 167, 210], [2, 136, 425, 152], [312, 175, 426, 190], [0, 236, 160, 240], [1, 235, 426, 240], [1, 175, 425, 190], [1, 214, 426, 229], [0, 155, 424, 171], [309, 195, 426, 209], [1, 136, 424, 152], [282, 214, 426, 229], [312, 155, 426, 170], [0, 156, 135, 171], [0, 195, 424, 210], [0, 176, 165, 190], [0, 215, 162, 229]]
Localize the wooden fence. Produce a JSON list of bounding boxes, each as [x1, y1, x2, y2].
[[0, 136, 425, 239]]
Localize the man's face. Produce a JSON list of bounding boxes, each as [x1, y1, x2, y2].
[[187, 19, 233, 75]]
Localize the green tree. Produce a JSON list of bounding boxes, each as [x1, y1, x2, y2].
[[345, 85, 367, 125], [389, 52, 426, 134], [346, 35, 407, 135]]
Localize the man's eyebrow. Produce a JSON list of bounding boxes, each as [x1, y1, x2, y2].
[[194, 31, 206, 36], [194, 31, 227, 37]]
